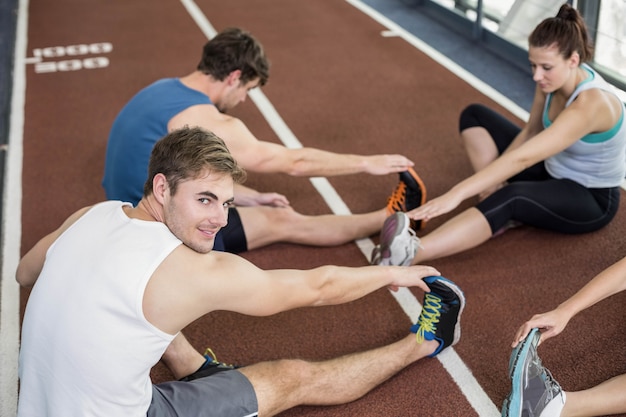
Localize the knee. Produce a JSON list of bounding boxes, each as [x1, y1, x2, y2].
[[263, 358, 316, 390], [459, 103, 488, 133], [480, 183, 521, 207], [281, 359, 314, 379]]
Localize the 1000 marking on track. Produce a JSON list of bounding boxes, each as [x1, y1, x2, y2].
[[25, 42, 112, 73]]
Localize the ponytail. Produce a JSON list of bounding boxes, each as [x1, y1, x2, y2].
[[529, 3, 594, 62]]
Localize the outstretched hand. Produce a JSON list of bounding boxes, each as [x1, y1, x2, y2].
[[407, 190, 463, 222], [387, 265, 440, 292], [235, 191, 291, 207], [365, 154, 415, 175], [511, 308, 571, 348], [253, 192, 291, 207]]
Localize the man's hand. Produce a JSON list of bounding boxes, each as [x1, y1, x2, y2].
[[235, 191, 290, 207], [364, 154, 414, 175], [387, 265, 441, 292]]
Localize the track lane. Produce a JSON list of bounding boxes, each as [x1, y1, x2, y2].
[[8, 0, 626, 416]]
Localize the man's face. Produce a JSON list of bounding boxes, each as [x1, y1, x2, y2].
[[161, 171, 234, 253], [215, 78, 260, 113]]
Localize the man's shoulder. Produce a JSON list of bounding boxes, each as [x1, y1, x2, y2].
[[170, 103, 235, 131], [141, 78, 200, 97]]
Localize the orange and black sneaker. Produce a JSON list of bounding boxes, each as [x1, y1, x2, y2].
[[386, 167, 427, 229]]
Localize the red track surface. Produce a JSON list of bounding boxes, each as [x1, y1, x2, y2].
[[18, 0, 626, 416]]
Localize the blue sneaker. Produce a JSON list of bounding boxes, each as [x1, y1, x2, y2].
[[410, 276, 465, 357], [501, 328, 566, 417], [178, 348, 238, 382]]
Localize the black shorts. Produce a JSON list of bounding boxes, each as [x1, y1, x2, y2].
[[214, 208, 248, 254]]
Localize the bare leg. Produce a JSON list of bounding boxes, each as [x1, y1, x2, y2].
[[412, 208, 492, 264], [160, 333, 206, 380], [562, 374, 626, 417], [238, 205, 388, 250], [462, 126, 507, 200], [239, 335, 438, 417], [462, 126, 499, 172]]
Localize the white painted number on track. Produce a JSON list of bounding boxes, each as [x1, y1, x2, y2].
[[25, 42, 113, 73]]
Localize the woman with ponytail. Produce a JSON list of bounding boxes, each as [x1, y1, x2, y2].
[[373, 3, 626, 266]]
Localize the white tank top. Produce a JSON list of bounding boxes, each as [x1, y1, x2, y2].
[[18, 201, 181, 417]]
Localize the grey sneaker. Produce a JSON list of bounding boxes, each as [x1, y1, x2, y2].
[[371, 212, 420, 266], [501, 328, 566, 417]]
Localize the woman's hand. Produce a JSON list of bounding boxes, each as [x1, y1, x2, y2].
[[407, 189, 464, 222], [511, 308, 571, 348]]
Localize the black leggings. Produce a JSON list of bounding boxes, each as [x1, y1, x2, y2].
[[458, 103, 620, 234]]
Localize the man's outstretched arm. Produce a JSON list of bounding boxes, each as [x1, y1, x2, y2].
[[181, 110, 415, 177]]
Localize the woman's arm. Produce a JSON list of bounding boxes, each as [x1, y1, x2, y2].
[[502, 84, 547, 155], [408, 88, 616, 223], [512, 255, 626, 346]]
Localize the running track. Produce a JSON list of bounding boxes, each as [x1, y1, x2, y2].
[[2, 0, 626, 416]]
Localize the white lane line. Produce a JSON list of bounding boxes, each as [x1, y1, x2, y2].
[[345, 1, 509, 415], [179, 0, 218, 39], [180, 0, 378, 258], [181, 1, 496, 415], [1, 0, 29, 415], [345, 0, 529, 123]]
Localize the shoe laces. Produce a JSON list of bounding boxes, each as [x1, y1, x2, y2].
[[387, 181, 407, 214], [203, 347, 234, 367], [414, 293, 442, 344], [407, 228, 422, 249], [542, 367, 564, 401]]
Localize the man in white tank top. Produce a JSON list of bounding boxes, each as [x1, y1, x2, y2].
[[17, 126, 465, 417]]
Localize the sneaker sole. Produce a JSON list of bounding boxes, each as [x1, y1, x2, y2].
[[401, 167, 427, 207], [423, 276, 466, 349], [402, 167, 427, 230], [501, 328, 540, 417]]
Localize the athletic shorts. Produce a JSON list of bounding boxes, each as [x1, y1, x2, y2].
[[214, 208, 248, 254], [148, 370, 258, 417]]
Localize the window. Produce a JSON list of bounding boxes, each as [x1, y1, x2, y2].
[[427, 0, 626, 96]]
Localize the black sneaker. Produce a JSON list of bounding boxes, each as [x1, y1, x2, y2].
[[501, 328, 566, 417], [410, 276, 465, 357], [178, 348, 239, 382], [386, 167, 427, 229]]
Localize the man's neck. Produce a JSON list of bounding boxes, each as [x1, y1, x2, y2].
[[179, 71, 220, 102], [125, 197, 164, 222]]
